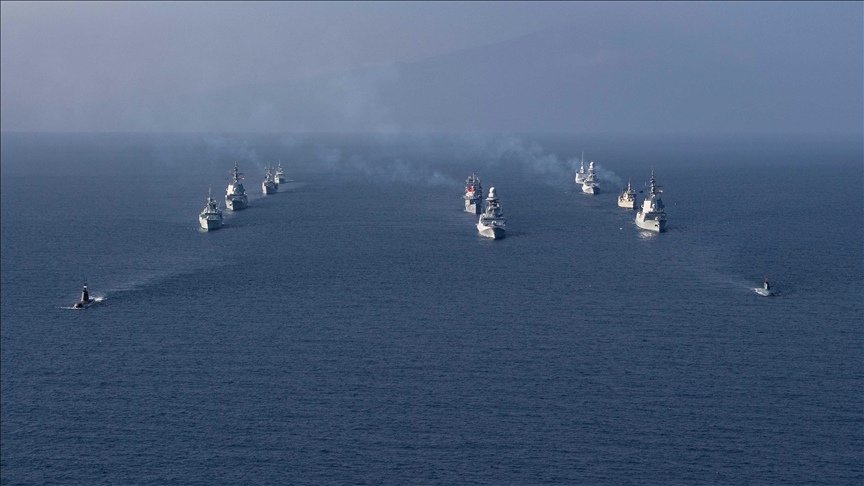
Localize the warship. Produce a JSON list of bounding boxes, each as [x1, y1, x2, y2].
[[477, 187, 506, 239], [275, 161, 286, 184], [199, 187, 223, 231], [72, 282, 95, 309], [618, 179, 637, 209], [225, 162, 248, 210], [262, 164, 279, 195], [581, 161, 599, 194], [464, 172, 483, 214], [574, 151, 586, 184], [754, 277, 776, 296], [635, 169, 666, 232]]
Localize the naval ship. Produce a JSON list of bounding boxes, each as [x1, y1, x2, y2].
[[72, 282, 95, 309], [275, 162, 286, 184], [581, 160, 599, 194], [618, 179, 637, 209], [754, 277, 776, 296], [199, 187, 224, 231], [477, 187, 506, 239], [575, 151, 587, 184], [262, 164, 279, 195], [225, 162, 248, 211], [464, 172, 483, 214], [635, 169, 666, 232]]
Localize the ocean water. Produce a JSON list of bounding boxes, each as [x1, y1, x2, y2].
[[1, 133, 861, 484]]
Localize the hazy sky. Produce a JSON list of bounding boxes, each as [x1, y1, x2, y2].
[[2, 1, 861, 134], [1, 2, 717, 94]]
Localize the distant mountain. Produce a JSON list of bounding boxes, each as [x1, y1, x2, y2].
[[29, 10, 864, 135]]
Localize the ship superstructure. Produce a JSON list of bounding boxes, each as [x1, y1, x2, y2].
[[464, 172, 483, 214], [225, 162, 248, 211], [477, 187, 506, 239], [199, 187, 224, 230], [72, 282, 95, 309], [635, 168, 666, 232]]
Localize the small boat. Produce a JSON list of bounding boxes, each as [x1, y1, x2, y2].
[[618, 179, 637, 209], [72, 282, 96, 309]]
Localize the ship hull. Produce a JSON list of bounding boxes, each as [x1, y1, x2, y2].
[[73, 299, 94, 309], [464, 198, 482, 214], [225, 196, 248, 211], [618, 197, 636, 209], [477, 223, 506, 239], [635, 213, 666, 232], [262, 182, 278, 194], [582, 184, 599, 194], [199, 216, 223, 231]]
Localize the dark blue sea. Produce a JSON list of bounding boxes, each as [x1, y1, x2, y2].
[[1, 133, 862, 485]]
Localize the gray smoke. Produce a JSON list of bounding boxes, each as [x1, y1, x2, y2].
[[593, 165, 624, 189], [204, 137, 264, 173], [315, 146, 459, 187], [455, 135, 614, 190]]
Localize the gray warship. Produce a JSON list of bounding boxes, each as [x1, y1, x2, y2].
[[275, 161, 286, 184], [262, 164, 279, 195], [199, 187, 223, 230], [635, 169, 666, 232], [477, 187, 506, 239], [72, 282, 95, 309], [464, 172, 483, 214], [225, 162, 248, 211]]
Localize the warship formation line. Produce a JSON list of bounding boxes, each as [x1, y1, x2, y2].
[[70, 155, 776, 307], [198, 161, 290, 232]]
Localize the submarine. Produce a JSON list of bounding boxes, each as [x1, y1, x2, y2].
[[73, 283, 96, 309], [753, 277, 775, 297]]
